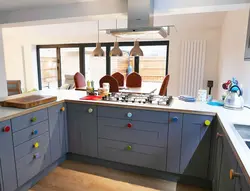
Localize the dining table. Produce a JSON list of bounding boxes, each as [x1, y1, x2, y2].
[[75, 82, 160, 95]]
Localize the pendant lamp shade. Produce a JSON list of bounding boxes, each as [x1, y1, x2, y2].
[[110, 42, 123, 56], [92, 20, 104, 57], [130, 40, 143, 56]]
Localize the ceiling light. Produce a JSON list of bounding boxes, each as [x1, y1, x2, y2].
[[92, 20, 104, 57], [130, 40, 143, 56]]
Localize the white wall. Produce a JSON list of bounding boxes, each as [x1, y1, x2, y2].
[[0, 27, 7, 97], [218, 9, 250, 103]]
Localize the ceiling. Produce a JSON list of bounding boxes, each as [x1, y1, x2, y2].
[[0, 0, 96, 11]]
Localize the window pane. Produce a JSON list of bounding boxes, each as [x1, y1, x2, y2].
[[61, 48, 79, 86], [111, 46, 134, 77], [139, 45, 167, 83], [85, 47, 106, 87], [40, 48, 58, 89]]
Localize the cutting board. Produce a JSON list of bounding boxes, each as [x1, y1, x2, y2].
[[3, 95, 57, 109], [80, 95, 102, 101]]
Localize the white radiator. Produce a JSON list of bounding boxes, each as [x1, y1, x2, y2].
[[179, 40, 207, 97]]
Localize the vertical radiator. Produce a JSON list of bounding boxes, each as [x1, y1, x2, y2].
[[179, 40, 207, 97]]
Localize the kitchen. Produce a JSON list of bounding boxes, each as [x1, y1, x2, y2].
[[0, 0, 250, 191]]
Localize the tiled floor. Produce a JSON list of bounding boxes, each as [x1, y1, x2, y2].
[[30, 160, 210, 191]]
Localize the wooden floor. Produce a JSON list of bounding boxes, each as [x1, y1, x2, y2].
[[30, 160, 210, 191]]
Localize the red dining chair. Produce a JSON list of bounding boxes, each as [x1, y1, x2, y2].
[[159, 75, 170, 96], [99, 75, 119, 92], [74, 72, 86, 88], [112, 72, 124, 87], [126, 72, 142, 88]]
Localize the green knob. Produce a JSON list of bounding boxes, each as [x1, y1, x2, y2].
[[31, 117, 37, 122], [126, 145, 132, 151]]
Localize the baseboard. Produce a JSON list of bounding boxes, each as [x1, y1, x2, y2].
[[16, 156, 66, 191], [67, 153, 212, 189]]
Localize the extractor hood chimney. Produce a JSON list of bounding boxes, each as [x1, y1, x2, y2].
[[106, 0, 172, 39]]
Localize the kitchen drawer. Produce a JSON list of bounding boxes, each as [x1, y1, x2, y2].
[[98, 139, 166, 171], [98, 106, 169, 123], [16, 146, 51, 186], [67, 103, 97, 116], [98, 117, 168, 147], [12, 109, 48, 132], [13, 120, 49, 147], [14, 132, 50, 160]]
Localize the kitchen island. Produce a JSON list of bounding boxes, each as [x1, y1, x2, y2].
[[0, 90, 249, 191]]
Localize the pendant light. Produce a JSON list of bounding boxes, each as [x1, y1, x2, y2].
[[110, 20, 123, 57], [92, 20, 104, 57], [130, 40, 143, 56]]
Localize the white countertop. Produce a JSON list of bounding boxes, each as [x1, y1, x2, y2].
[[0, 89, 250, 184]]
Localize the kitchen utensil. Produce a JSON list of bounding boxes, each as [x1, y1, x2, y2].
[[179, 95, 196, 102], [224, 85, 244, 110]]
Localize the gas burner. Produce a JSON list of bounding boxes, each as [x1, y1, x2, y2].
[[102, 93, 173, 106]]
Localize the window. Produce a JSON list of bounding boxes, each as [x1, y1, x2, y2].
[[37, 41, 169, 90]]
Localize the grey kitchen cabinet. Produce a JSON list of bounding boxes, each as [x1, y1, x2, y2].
[[245, 12, 250, 60], [180, 114, 213, 178], [67, 103, 97, 157], [0, 120, 17, 191], [48, 103, 68, 163]]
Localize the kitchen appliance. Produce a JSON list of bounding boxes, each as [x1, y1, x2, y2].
[[101, 92, 173, 106], [224, 85, 244, 110]]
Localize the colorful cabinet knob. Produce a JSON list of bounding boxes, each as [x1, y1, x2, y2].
[[3, 126, 10, 132], [60, 107, 65, 112], [204, 120, 211, 126], [229, 169, 240, 180], [88, 108, 93, 113], [127, 123, 132, 128], [127, 112, 133, 118], [126, 145, 132, 151], [32, 130, 38, 135], [33, 153, 40, 159], [171, 117, 179, 122], [33, 142, 39, 148], [31, 117, 37, 122]]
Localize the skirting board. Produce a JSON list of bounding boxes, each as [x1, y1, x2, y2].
[[67, 153, 212, 189]]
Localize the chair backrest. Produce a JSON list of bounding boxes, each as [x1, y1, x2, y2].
[[74, 72, 86, 88], [112, 72, 124, 87], [126, 72, 142, 88], [99, 75, 119, 92], [159, 75, 170, 96], [7, 80, 22, 96]]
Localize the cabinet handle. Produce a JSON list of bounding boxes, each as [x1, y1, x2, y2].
[[33, 153, 40, 159], [127, 123, 132, 128], [171, 117, 179, 122], [88, 108, 93, 113], [204, 120, 211, 126], [229, 169, 240, 180], [60, 107, 65, 112], [33, 142, 39, 148], [32, 130, 38, 135], [2, 126, 10, 132], [216, 132, 224, 139], [31, 117, 37, 122], [127, 112, 133, 118], [125, 145, 132, 151]]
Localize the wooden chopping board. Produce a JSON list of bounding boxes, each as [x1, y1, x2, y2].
[[3, 95, 57, 109]]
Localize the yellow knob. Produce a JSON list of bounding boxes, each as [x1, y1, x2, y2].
[[204, 120, 211, 126], [34, 142, 39, 148], [229, 169, 240, 180], [60, 107, 65, 112]]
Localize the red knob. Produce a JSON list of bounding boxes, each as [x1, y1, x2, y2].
[[127, 123, 132, 128], [3, 126, 10, 132]]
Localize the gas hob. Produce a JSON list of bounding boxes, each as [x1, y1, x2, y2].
[[101, 93, 173, 106]]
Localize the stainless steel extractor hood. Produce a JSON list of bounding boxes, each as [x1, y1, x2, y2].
[[106, 0, 173, 39]]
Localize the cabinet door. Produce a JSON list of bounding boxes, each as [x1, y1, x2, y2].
[[218, 136, 237, 191], [67, 103, 97, 157], [167, 113, 183, 173], [0, 120, 17, 191], [48, 103, 67, 163], [180, 114, 213, 178]]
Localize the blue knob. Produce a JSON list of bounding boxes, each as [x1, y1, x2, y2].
[[127, 112, 133, 118], [32, 130, 38, 135], [172, 117, 178, 122]]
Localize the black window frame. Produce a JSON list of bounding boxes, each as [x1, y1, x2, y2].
[[36, 41, 169, 90]]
